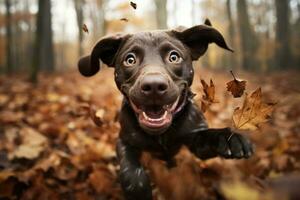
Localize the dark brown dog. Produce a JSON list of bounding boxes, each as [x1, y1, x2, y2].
[[78, 20, 253, 200]]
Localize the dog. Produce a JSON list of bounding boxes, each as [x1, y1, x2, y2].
[[78, 19, 253, 200]]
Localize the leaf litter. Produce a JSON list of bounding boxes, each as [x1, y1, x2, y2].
[[0, 68, 299, 199]]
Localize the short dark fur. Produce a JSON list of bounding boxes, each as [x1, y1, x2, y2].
[[78, 20, 253, 200]]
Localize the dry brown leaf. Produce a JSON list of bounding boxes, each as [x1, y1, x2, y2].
[[8, 127, 47, 160], [232, 88, 276, 130], [88, 167, 113, 194], [90, 106, 105, 127], [82, 24, 89, 33], [120, 17, 129, 22], [226, 70, 247, 98], [200, 79, 219, 112], [0, 94, 9, 106], [130, 1, 137, 9], [0, 170, 15, 182], [201, 79, 219, 103]]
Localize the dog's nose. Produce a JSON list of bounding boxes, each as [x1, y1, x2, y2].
[[140, 74, 168, 97]]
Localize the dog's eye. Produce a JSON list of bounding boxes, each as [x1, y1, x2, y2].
[[168, 51, 181, 63], [124, 53, 136, 67]]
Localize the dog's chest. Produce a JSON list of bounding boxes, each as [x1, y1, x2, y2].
[[119, 101, 208, 158]]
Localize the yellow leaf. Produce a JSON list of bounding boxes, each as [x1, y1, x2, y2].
[[221, 181, 274, 200]]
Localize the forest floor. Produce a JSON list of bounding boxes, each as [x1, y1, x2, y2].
[[0, 67, 300, 200]]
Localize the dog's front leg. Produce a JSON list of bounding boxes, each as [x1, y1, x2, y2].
[[184, 128, 254, 160], [116, 139, 152, 200]]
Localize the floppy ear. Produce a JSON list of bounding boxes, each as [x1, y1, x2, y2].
[[171, 19, 233, 60], [78, 34, 128, 77]]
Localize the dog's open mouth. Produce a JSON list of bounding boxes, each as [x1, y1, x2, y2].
[[129, 90, 187, 132]]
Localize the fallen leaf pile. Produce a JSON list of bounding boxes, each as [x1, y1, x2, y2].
[[0, 67, 299, 200]]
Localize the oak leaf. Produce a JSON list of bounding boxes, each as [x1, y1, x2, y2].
[[226, 70, 246, 98], [232, 88, 275, 130]]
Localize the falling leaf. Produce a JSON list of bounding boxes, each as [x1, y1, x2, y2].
[[226, 70, 247, 98], [82, 24, 89, 33], [201, 79, 219, 103], [232, 88, 276, 130], [130, 1, 137, 9], [200, 79, 219, 113], [120, 18, 129, 22]]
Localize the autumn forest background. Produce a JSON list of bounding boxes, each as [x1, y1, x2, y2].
[[0, 0, 300, 199]]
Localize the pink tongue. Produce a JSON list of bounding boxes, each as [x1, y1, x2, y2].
[[145, 110, 164, 119]]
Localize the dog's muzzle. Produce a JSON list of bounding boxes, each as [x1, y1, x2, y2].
[[126, 72, 188, 134]]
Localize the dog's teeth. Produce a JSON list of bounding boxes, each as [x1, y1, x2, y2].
[[162, 110, 167, 118], [171, 96, 180, 111], [142, 112, 149, 121], [142, 110, 168, 122]]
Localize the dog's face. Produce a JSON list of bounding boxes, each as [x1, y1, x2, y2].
[[78, 20, 232, 134]]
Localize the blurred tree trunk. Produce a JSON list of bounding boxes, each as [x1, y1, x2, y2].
[[274, 0, 292, 69], [154, 0, 168, 29], [14, 0, 22, 72], [91, 0, 106, 41], [97, 0, 106, 37], [31, 0, 54, 82], [74, 0, 85, 57], [191, 0, 196, 25], [236, 0, 258, 70], [23, 0, 33, 71], [5, 0, 13, 74], [294, 3, 300, 68], [225, 0, 236, 69]]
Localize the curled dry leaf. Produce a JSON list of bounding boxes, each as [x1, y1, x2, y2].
[[130, 1, 137, 9], [226, 70, 247, 98], [232, 88, 276, 130], [200, 79, 219, 112], [82, 24, 89, 33]]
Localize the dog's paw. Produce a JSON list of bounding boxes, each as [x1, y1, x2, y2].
[[119, 167, 152, 200], [216, 129, 254, 159]]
